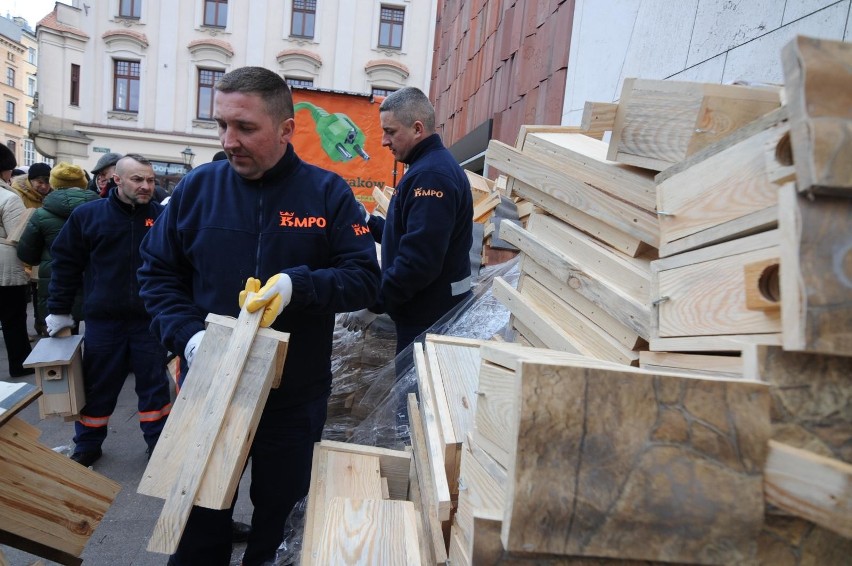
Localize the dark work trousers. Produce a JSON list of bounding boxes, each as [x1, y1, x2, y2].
[[169, 391, 329, 566], [73, 318, 171, 453], [0, 285, 32, 376]]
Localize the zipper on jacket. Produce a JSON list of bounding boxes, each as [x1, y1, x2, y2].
[[255, 185, 264, 276]]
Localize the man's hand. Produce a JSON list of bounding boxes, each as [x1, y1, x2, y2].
[[184, 330, 205, 368], [341, 309, 378, 332], [45, 314, 74, 337], [243, 273, 292, 327], [358, 202, 371, 223]]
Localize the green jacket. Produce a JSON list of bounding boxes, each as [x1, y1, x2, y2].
[[17, 188, 99, 322]]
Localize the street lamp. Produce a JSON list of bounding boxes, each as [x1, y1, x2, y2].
[[181, 146, 196, 171]]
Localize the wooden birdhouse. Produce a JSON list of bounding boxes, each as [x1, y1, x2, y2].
[[23, 334, 85, 420]]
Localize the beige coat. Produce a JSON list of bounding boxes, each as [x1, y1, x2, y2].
[[0, 183, 30, 286]]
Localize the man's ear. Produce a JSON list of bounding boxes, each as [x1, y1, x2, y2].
[[281, 117, 296, 143], [413, 120, 425, 136]]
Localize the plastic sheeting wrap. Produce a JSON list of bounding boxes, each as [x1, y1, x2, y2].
[[273, 258, 519, 565]]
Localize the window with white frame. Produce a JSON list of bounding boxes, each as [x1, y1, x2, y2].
[[378, 6, 404, 49], [28, 48, 36, 64], [23, 139, 35, 166], [27, 76, 35, 97]]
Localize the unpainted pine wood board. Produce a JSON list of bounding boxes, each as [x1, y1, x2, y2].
[[608, 78, 780, 171], [656, 246, 781, 337], [581, 101, 618, 138], [514, 125, 597, 150], [501, 360, 770, 562], [465, 169, 495, 194], [782, 35, 852, 195], [0, 380, 40, 427], [406, 455, 437, 566], [521, 256, 645, 349], [657, 121, 787, 249], [658, 206, 778, 259], [431, 340, 480, 445], [686, 89, 782, 157], [649, 333, 782, 353], [499, 219, 650, 339], [423, 341, 461, 496], [764, 440, 852, 539], [473, 192, 501, 222], [478, 342, 614, 373], [493, 277, 582, 355], [314, 497, 421, 565], [528, 212, 652, 305], [406, 393, 449, 564], [509, 318, 548, 349], [448, 523, 471, 566], [474, 360, 517, 469], [413, 343, 453, 521], [299, 443, 326, 566], [456, 439, 506, 542], [424, 333, 489, 348], [510, 177, 646, 257], [139, 316, 288, 508], [778, 182, 852, 356], [318, 440, 411, 501], [740, 344, 852, 463], [523, 132, 657, 213], [639, 351, 742, 379], [519, 274, 639, 365], [372, 187, 390, 216], [486, 140, 660, 246], [147, 305, 263, 554], [0, 417, 120, 560]]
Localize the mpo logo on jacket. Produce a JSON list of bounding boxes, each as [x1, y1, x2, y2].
[[279, 211, 327, 228], [413, 188, 444, 198]]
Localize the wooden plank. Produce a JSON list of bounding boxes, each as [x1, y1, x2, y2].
[[431, 339, 480, 446], [0, 417, 120, 562], [406, 453, 437, 566], [639, 351, 742, 379], [658, 205, 777, 259], [314, 497, 421, 565], [581, 101, 618, 138], [465, 169, 495, 193], [764, 440, 852, 539], [528, 213, 651, 306], [413, 344, 452, 521], [519, 274, 639, 365], [486, 140, 659, 246], [139, 315, 288, 508], [372, 186, 390, 217], [455, 439, 506, 545], [653, 230, 781, 339], [514, 125, 601, 148], [423, 341, 461, 496], [501, 360, 769, 563], [499, 218, 650, 339], [523, 132, 657, 213], [521, 257, 643, 350], [608, 78, 780, 171], [778, 182, 852, 356], [657, 120, 787, 256], [318, 440, 411, 501], [782, 35, 852, 195], [300, 443, 326, 566], [474, 361, 516, 469], [510, 177, 647, 257], [407, 393, 449, 564], [0, 381, 40, 427], [510, 318, 547, 349], [147, 304, 264, 554]]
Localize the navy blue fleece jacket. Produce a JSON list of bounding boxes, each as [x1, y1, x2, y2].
[[367, 133, 473, 326], [138, 145, 380, 408], [49, 188, 163, 321]]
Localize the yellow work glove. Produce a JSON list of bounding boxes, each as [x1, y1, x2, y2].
[[243, 273, 293, 328], [238, 277, 261, 309]]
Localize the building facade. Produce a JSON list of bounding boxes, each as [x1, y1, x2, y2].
[[1, 15, 41, 168], [30, 0, 436, 182]]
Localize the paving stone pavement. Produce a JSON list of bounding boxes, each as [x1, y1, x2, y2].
[[0, 305, 253, 566]]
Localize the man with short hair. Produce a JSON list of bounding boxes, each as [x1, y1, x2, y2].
[[47, 154, 172, 467], [342, 87, 473, 355], [138, 66, 380, 565]]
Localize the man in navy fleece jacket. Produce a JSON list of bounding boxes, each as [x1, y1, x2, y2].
[[342, 87, 473, 355], [138, 67, 380, 566]]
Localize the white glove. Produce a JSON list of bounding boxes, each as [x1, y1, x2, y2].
[[45, 314, 75, 337], [341, 309, 378, 332], [244, 274, 293, 327], [184, 330, 205, 368], [358, 202, 371, 223]]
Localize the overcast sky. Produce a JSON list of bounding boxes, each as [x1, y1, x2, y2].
[[4, 0, 69, 30]]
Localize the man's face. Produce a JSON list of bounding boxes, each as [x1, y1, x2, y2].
[[380, 111, 423, 164], [213, 91, 294, 180], [114, 161, 155, 205], [31, 177, 51, 196], [96, 165, 116, 191]]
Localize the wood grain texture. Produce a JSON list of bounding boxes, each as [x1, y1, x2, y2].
[[778, 182, 852, 356], [581, 102, 618, 138], [639, 351, 742, 379], [318, 440, 411, 501], [432, 340, 480, 449], [782, 35, 852, 194], [314, 497, 421, 565], [486, 140, 659, 246], [0, 417, 120, 561], [501, 361, 769, 563], [147, 305, 263, 554], [474, 361, 517, 469]]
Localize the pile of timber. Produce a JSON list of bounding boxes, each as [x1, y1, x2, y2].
[[402, 34, 850, 566]]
